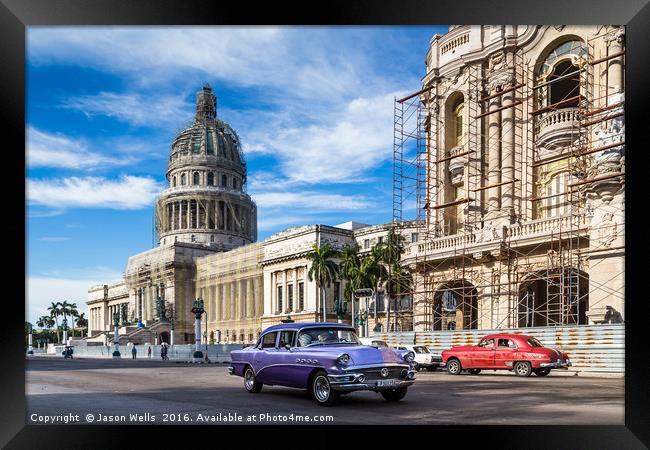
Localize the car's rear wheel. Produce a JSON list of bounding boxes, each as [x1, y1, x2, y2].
[[468, 369, 481, 375], [381, 387, 408, 402], [413, 363, 420, 371], [534, 368, 551, 377], [447, 358, 462, 375], [311, 370, 339, 406], [514, 361, 532, 377], [244, 366, 263, 393]]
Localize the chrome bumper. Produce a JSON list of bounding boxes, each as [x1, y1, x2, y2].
[[227, 366, 234, 375], [540, 359, 572, 368], [328, 371, 416, 392]]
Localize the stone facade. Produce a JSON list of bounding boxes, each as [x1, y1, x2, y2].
[[404, 25, 624, 332]]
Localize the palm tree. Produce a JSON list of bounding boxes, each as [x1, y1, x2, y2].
[[378, 228, 407, 332], [48, 302, 62, 343], [75, 312, 88, 336], [307, 242, 339, 322], [338, 243, 360, 324], [68, 303, 79, 336]]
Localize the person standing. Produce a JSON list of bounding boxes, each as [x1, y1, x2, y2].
[[147, 345, 152, 359], [131, 344, 137, 360]]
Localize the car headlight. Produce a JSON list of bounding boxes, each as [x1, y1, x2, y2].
[[403, 351, 415, 363], [337, 353, 350, 366]]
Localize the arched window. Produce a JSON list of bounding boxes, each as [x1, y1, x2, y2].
[[181, 173, 186, 186], [207, 172, 214, 186], [193, 172, 200, 185], [233, 178, 238, 190], [446, 94, 465, 149], [222, 174, 228, 187], [536, 39, 586, 110], [172, 176, 177, 187]]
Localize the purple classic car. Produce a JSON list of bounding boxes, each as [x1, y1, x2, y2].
[[228, 322, 416, 406]]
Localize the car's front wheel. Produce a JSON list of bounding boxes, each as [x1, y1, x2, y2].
[[534, 368, 551, 377], [446, 358, 462, 375], [244, 366, 263, 393], [514, 361, 532, 377], [381, 387, 408, 402], [311, 371, 339, 406]]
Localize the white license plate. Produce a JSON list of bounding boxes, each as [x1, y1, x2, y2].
[[377, 379, 397, 387]]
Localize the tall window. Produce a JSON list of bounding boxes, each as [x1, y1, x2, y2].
[[181, 173, 186, 185], [277, 286, 283, 313], [288, 284, 294, 311], [193, 172, 200, 185], [207, 172, 214, 185], [222, 174, 228, 187], [172, 176, 177, 187], [453, 101, 464, 146], [536, 40, 586, 110], [298, 282, 304, 311]]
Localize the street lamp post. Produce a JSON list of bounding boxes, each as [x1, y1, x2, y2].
[[191, 298, 205, 361], [27, 324, 34, 356], [170, 318, 175, 347], [112, 312, 121, 358], [62, 317, 69, 346], [353, 288, 374, 337]]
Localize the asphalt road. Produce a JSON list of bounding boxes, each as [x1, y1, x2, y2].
[[26, 357, 624, 425]]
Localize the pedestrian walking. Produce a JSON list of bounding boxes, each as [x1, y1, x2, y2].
[[131, 344, 137, 359], [147, 345, 152, 359]]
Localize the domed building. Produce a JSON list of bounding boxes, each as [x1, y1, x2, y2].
[[155, 84, 257, 250]]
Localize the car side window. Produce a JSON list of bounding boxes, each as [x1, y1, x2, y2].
[[279, 331, 296, 348], [479, 338, 495, 348], [261, 332, 278, 349], [498, 338, 516, 348]]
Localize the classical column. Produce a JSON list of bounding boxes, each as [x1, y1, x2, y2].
[[486, 94, 502, 217], [229, 281, 234, 320], [607, 27, 625, 97], [283, 270, 288, 314], [179, 200, 184, 229], [501, 57, 516, 220], [187, 200, 192, 229]]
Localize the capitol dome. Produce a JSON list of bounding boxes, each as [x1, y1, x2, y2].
[[155, 84, 257, 250]]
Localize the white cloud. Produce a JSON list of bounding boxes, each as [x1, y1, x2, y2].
[[61, 92, 192, 128], [27, 175, 163, 210], [245, 91, 403, 184], [27, 274, 123, 324], [253, 191, 371, 210], [27, 127, 137, 169], [28, 28, 375, 100]]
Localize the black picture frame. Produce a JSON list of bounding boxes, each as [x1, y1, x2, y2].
[[4, 0, 648, 447]]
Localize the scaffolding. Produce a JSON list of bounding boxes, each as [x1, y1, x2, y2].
[[390, 27, 625, 332]]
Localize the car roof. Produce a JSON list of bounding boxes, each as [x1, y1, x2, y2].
[[262, 322, 355, 333], [482, 333, 534, 341]]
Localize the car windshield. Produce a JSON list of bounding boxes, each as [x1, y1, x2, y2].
[[413, 346, 429, 354], [297, 328, 360, 346], [527, 338, 544, 347]]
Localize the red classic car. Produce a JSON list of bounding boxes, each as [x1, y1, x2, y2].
[[441, 333, 571, 377]]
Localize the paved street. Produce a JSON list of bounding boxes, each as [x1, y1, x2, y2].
[[26, 357, 624, 425]]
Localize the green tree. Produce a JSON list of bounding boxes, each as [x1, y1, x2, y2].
[[338, 243, 360, 323], [68, 303, 79, 336], [48, 302, 62, 343], [377, 228, 408, 332], [75, 312, 88, 336], [307, 242, 339, 322]]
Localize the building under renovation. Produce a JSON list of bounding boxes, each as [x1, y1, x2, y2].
[[87, 25, 625, 348], [392, 25, 624, 332]]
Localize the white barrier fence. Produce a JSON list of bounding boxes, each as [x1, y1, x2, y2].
[[372, 323, 624, 373]]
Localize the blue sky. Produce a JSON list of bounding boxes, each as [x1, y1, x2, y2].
[[26, 26, 449, 324]]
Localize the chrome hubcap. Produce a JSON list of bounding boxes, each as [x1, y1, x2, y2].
[[517, 364, 528, 375], [449, 361, 459, 373], [244, 369, 255, 390], [314, 376, 330, 402]]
